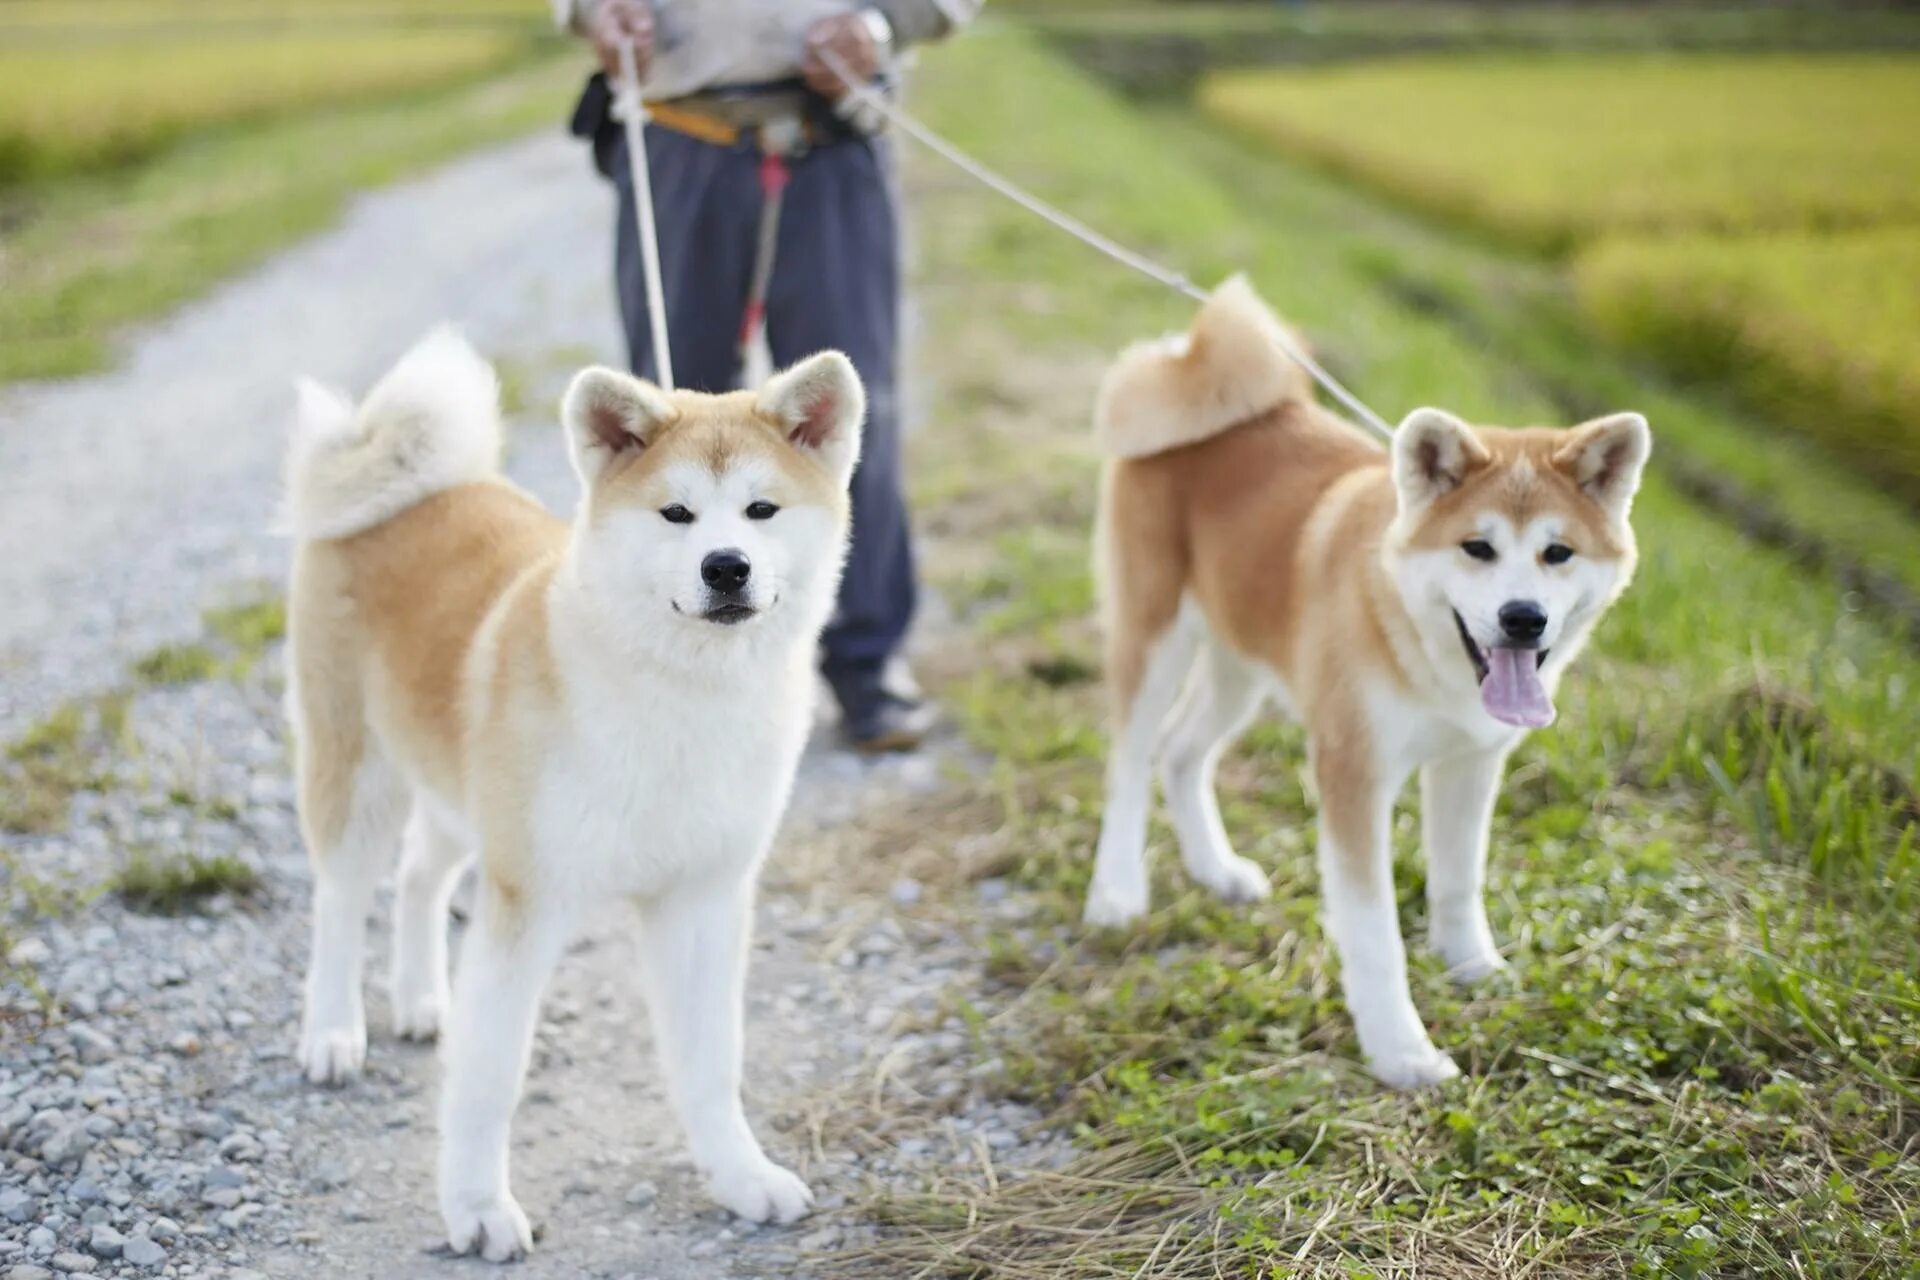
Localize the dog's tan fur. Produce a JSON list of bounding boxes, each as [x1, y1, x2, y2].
[[1087, 278, 1648, 1086], [287, 333, 865, 1255], [289, 394, 845, 927]]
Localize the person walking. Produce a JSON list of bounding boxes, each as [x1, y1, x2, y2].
[[557, 0, 977, 752]]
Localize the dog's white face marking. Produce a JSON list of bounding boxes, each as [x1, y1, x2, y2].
[[1404, 511, 1624, 659], [557, 354, 864, 655], [1388, 407, 1648, 729], [589, 457, 844, 633]]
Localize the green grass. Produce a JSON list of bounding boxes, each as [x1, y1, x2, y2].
[[0, 693, 130, 835], [0, 53, 582, 385], [1577, 228, 1920, 502], [845, 26, 1920, 1277], [132, 642, 222, 686], [0, 28, 545, 186], [111, 851, 261, 914], [1200, 55, 1920, 254], [204, 595, 288, 674]]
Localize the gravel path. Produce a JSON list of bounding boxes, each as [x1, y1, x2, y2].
[[1, 132, 1057, 1280]]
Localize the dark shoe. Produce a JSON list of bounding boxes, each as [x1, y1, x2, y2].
[[841, 691, 939, 754]]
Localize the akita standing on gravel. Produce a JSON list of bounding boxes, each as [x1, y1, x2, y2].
[[282, 331, 862, 1259], [1084, 279, 1650, 1088]]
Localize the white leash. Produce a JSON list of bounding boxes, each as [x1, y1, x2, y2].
[[615, 40, 674, 391], [819, 49, 1396, 443]]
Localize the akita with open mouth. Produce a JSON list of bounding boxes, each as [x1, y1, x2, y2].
[[1084, 278, 1649, 1087]]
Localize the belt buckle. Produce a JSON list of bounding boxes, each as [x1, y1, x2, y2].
[[759, 115, 806, 158]]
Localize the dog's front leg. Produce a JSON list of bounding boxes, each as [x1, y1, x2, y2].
[[1313, 738, 1459, 1089], [636, 875, 813, 1226], [1422, 747, 1510, 983], [437, 878, 570, 1263]]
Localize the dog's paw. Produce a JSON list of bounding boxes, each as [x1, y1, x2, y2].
[[1194, 855, 1272, 906], [1082, 882, 1148, 929], [1367, 1044, 1461, 1091], [706, 1157, 814, 1226], [297, 1019, 366, 1086], [1439, 949, 1510, 986], [390, 987, 446, 1042], [443, 1192, 533, 1263]]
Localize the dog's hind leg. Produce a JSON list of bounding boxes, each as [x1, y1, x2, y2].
[[296, 745, 409, 1086], [1422, 746, 1510, 983], [438, 876, 570, 1262], [636, 876, 813, 1226], [388, 803, 469, 1041], [1157, 637, 1270, 905], [1085, 613, 1201, 927]]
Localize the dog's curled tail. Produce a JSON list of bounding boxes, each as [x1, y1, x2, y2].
[[1092, 275, 1313, 460], [281, 327, 501, 541]]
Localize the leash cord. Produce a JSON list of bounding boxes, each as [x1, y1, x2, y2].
[[818, 48, 1396, 442], [616, 41, 675, 391]]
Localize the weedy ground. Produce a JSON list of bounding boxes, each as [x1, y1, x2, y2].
[[1, 590, 285, 942], [838, 26, 1920, 1278]]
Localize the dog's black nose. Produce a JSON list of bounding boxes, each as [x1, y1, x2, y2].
[[1499, 599, 1547, 645], [701, 549, 751, 593]]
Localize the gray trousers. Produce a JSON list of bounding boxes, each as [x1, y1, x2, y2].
[[607, 123, 917, 707]]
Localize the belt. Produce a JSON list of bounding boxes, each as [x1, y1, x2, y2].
[[645, 93, 829, 153]]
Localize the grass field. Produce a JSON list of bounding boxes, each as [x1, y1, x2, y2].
[[0, 0, 578, 385], [0, 30, 540, 185], [840, 26, 1920, 1278], [0, 55, 581, 384], [1577, 228, 1920, 502], [1199, 55, 1920, 254], [1194, 50, 1920, 515]]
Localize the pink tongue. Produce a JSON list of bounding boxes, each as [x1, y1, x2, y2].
[[1481, 647, 1555, 728]]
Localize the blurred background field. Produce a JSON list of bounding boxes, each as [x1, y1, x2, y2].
[[0, 0, 569, 381]]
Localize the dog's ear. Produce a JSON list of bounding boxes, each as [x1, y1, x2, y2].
[[1392, 407, 1490, 514], [758, 351, 864, 487], [1552, 411, 1650, 520], [561, 367, 677, 486]]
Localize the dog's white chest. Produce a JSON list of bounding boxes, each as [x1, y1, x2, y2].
[[532, 672, 811, 897]]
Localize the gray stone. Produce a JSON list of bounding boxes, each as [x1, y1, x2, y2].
[[119, 1238, 166, 1268], [67, 1027, 114, 1066], [623, 1181, 658, 1208], [5, 938, 52, 968], [0, 1189, 36, 1224], [48, 1256, 96, 1275], [86, 1225, 124, 1259], [7, 1266, 54, 1280]]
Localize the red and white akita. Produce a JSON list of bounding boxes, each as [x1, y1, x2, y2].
[[1083, 279, 1650, 1087], [283, 331, 863, 1260]]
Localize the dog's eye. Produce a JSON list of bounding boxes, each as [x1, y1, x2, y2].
[[1461, 539, 1497, 562], [660, 504, 695, 525], [745, 501, 779, 521], [1543, 543, 1574, 565]]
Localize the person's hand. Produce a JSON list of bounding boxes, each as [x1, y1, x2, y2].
[[802, 12, 882, 102], [589, 0, 655, 80]]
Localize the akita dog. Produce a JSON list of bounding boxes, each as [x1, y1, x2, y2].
[[1083, 279, 1649, 1087], [283, 331, 862, 1259]]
